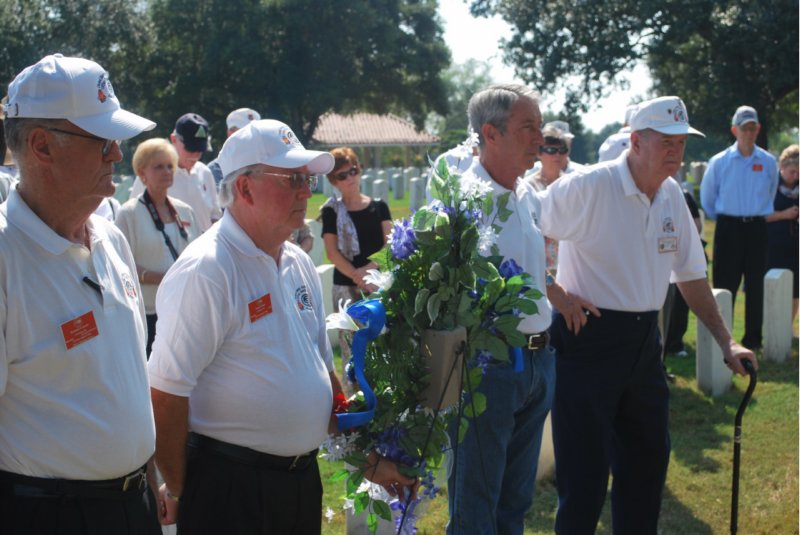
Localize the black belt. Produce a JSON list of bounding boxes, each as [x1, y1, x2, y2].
[[187, 433, 317, 472], [525, 331, 550, 350], [718, 214, 765, 223], [0, 465, 147, 499]]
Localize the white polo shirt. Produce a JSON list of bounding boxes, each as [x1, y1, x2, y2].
[[538, 152, 707, 312], [148, 211, 334, 457], [0, 190, 155, 479], [467, 161, 552, 334], [130, 161, 221, 233]]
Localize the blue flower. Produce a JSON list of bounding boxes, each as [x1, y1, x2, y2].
[[471, 349, 492, 375], [389, 219, 417, 260], [374, 426, 417, 467], [499, 258, 523, 279]]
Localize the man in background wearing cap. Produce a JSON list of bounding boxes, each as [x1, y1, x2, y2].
[[208, 107, 261, 186], [700, 106, 779, 350], [538, 96, 757, 534], [130, 112, 221, 232], [148, 119, 416, 533], [0, 54, 160, 534], [597, 103, 638, 162]]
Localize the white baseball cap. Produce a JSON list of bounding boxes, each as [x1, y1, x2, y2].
[[216, 119, 334, 180], [226, 107, 261, 130], [629, 96, 705, 137], [4, 54, 155, 140], [545, 120, 574, 140]]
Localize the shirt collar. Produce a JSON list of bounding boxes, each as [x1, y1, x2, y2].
[[218, 210, 292, 264], [6, 189, 108, 255]]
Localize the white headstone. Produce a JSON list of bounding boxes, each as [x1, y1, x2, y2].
[[762, 268, 793, 362], [360, 174, 372, 197], [692, 162, 707, 185], [316, 264, 337, 347], [392, 173, 404, 199], [372, 178, 389, 204], [322, 177, 335, 197], [306, 219, 324, 266], [410, 177, 426, 211], [696, 288, 733, 397]]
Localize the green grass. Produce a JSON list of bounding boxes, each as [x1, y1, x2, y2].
[[318, 204, 799, 534]]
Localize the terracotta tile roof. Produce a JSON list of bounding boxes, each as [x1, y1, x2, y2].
[[311, 112, 439, 147]]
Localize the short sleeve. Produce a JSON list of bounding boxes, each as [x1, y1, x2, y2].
[[321, 206, 337, 236], [376, 200, 391, 222]]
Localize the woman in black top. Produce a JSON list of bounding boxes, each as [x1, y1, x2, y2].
[[320, 147, 391, 388]]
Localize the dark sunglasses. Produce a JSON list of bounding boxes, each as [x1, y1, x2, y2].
[[540, 145, 569, 155], [333, 166, 359, 181]]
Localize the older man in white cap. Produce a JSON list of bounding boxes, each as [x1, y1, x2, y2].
[[700, 105, 780, 350], [148, 119, 416, 533], [0, 54, 159, 533], [208, 107, 262, 186], [538, 96, 758, 534]]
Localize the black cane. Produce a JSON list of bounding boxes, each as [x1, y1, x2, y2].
[[730, 359, 757, 535]]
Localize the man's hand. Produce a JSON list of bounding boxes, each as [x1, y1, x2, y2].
[[158, 483, 180, 525], [363, 451, 419, 500], [547, 282, 601, 335], [723, 341, 758, 376]]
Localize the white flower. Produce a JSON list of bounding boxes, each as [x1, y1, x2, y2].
[[477, 224, 499, 256], [357, 480, 392, 501], [459, 173, 492, 198], [319, 431, 361, 462], [325, 299, 360, 332], [363, 269, 394, 291], [325, 507, 335, 523]]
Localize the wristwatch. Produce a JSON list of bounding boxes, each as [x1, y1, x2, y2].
[[545, 272, 555, 287]]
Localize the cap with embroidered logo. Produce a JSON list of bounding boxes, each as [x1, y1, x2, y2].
[[226, 108, 261, 131], [629, 96, 705, 137], [175, 113, 211, 153], [4, 54, 155, 140], [216, 119, 334, 181], [731, 106, 759, 127]]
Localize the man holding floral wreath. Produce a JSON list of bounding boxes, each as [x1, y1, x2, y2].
[[446, 84, 597, 534], [538, 96, 758, 534], [148, 119, 415, 533]]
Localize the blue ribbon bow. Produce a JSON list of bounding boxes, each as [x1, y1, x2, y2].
[[336, 299, 385, 431], [509, 346, 524, 372]]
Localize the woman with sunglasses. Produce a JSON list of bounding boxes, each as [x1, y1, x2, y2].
[[115, 138, 200, 356], [320, 147, 392, 385]]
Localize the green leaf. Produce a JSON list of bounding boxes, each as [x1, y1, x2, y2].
[[367, 512, 378, 533], [464, 391, 487, 417], [461, 225, 479, 255], [373, 499, 392, 521], [429, 262, 444, 281], [354, 491, 370, 515], [368, 246, 391, 272], [426, 292, 442, 324], [458, 417, 470, 443], [329, 468, 350, 482], [472, 258, 500, 280], [415, 288, 430, 315], [516, 299, 540, 315], [346, 471, 364, 495], [413, 208, 437, 232]]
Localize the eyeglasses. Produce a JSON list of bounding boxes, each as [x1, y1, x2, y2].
[[333, 166, 359, 181], [251, 171, 318, 190], [47, 128, 119, 156], [539, 145, 569, 155]]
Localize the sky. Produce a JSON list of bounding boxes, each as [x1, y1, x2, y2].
[[438, 0, 651, 133]]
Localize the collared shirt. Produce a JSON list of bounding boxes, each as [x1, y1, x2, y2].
[[700, 143, 779, 219], [130, 161, 221, 232], [114, 195, 201, 313], [538, 151, 707, 312], [0, 190, 154, 479], [466, 161, 552, 334], [148, 211, 334, 456]]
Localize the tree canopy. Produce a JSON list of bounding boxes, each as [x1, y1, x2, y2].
[[471, 0, 799, 147], [0, 0, 450, 147]]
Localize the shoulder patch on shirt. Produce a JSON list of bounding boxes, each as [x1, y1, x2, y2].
[[122, 272, 138, 299], [295, 285, 313, 311]]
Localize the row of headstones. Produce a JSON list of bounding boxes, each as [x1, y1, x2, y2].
[[320, 166, 432, 210], [697, 268, 794, 397]]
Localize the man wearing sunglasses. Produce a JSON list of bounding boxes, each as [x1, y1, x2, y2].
[[148, 119, 416, 533], [0, 54, 160, 534]]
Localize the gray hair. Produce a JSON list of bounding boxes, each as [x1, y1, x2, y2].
[[218, 164, 262, 208], [4, 118, 67, 159], [468, 84, 540, 148]]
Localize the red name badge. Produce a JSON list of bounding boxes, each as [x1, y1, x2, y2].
[[752, 163, 763, 172], [61, 311, 99, 350], [248, 293, 273, 323]]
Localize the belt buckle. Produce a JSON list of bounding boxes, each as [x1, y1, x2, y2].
[[288, 454, 304, 471], [122, 469, 145, 491], [527, 333, 545, 350]]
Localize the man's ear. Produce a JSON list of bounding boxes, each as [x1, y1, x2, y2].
[[234, 174, 255, 205], [29, 128, 54, 164], [730, 125, 738, 137], [481, 123, 498, 147]]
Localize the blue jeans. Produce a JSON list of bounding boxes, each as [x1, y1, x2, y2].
[[446, 346, 555, 535]]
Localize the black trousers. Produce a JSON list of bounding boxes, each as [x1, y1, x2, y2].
[[551, 309, 670, 535], [0, 471, 161, 535], [712, 216, 768, 349], [146, 313, 157, 358], [177, 440, 323, 535]]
